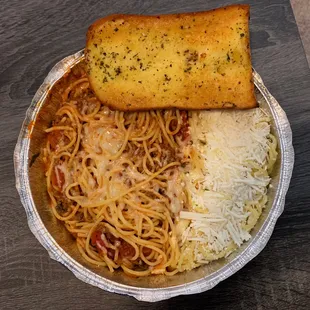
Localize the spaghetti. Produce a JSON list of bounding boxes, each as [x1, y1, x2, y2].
[[43, 61, 188, 276]]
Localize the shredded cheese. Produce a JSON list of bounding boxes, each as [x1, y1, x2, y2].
[[179, 108, 273, 269]]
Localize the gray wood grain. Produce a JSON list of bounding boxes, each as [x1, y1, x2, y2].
[[1, 0, 310, 309]]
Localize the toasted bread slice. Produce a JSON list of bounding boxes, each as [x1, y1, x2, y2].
[[86, 5, 256, 111]]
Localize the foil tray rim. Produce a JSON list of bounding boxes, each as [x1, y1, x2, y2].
[[14, 50, 294, 302]]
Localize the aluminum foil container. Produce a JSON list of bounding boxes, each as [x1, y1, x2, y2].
[[14, 50, 294, 302]]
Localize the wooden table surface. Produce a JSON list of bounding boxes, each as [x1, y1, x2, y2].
[[1, 0, 310, 309]]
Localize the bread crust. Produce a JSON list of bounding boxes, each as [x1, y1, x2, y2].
[[86, 5, 256, 111]]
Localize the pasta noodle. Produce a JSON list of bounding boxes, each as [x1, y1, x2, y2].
[[43, 61, 188, 276]]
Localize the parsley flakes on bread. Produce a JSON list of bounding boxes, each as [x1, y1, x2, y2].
[[86, 5, 256, 111]]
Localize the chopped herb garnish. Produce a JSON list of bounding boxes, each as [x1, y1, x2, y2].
[[115, 67, 122, 75], [164, 74, 171, 81]]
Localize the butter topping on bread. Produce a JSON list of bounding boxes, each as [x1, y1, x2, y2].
[[86, 5, 256, 111]]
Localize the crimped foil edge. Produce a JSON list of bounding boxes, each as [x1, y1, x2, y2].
[[14, 50, 294, 302]]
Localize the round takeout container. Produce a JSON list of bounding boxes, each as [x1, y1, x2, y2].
[[14, 50, 294, 302]]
